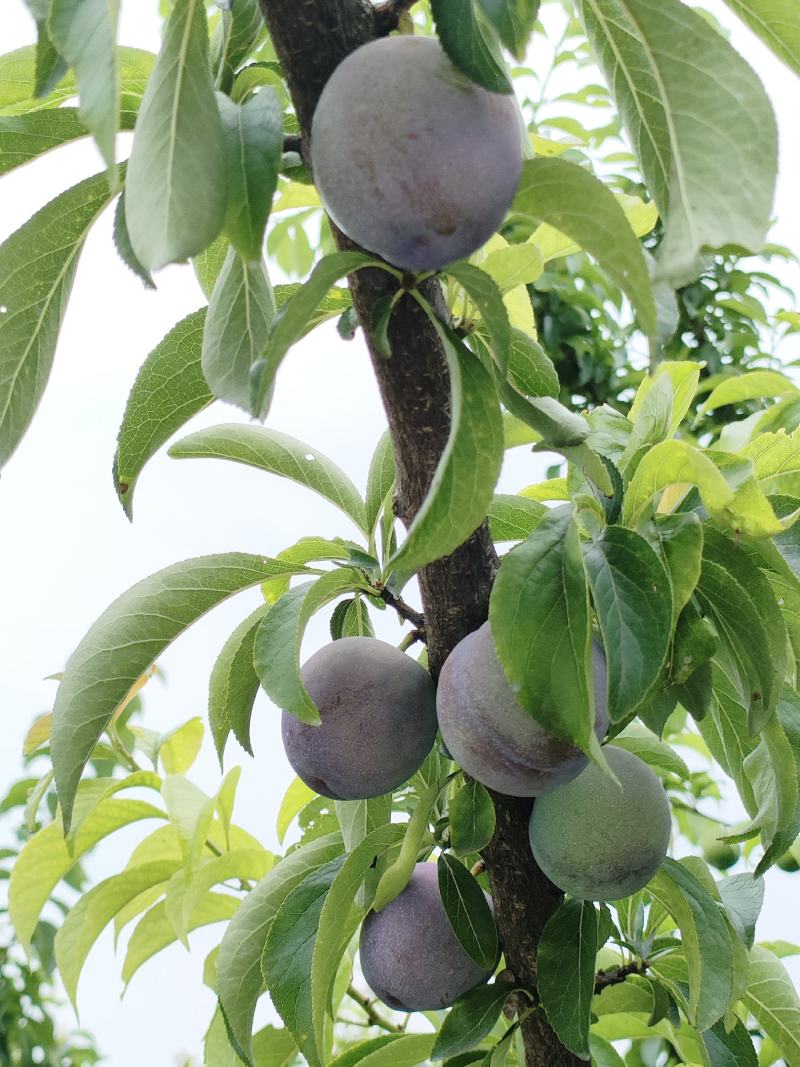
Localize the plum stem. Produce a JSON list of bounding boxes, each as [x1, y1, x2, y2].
[[373, 0, 417, 36], [345, 984, 403, 1032]]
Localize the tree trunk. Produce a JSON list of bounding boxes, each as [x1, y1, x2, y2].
[[258, 4, 583, 1063]]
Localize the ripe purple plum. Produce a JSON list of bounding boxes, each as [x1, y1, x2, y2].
[[311, 35, 524, 271], [359, 863, 495, 1011], [281, 637, 437, 800], [436, 622, 609, 796]]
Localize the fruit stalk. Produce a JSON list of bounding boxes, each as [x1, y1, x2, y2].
[[259, 2, 582, 1062]]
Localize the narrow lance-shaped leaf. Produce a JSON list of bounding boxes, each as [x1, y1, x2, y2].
[[720, 0, 800, 78], [438, 853, 499, 970], [583, 526, 672, 720], [449, 779, 496, 857], [476, 0, 540, 60], [743, 946, 800, 1067], [253, 570, 368, 725], [217, 89, 283, 261], [113, 309, 212, 517], [49, 0, 121, 181], [52, 554, 313, 829], [0, 170, 115, 469], [388, 319, 504, 577], [112, 191, 156, 289], [201, 249, 276, 415], [209, 604, 268, 764], [537, 899, 598, 1059], [170, 424, 368, 534], [489, 507, 597, 756], [126, 0, 227, 269], [577, 0, 777, 285], [216, 831, 344, 1064], [512, 157, 656, 339], [430, 0, 512, 92], [446, 262, 511, 372]]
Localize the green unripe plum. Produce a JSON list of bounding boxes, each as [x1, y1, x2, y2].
[[529, 746, 671, 901], [310, 36, 524, 271], [359, 863, 495, 1011], [702, 839, 740, 871], [777, 851, 800, 873], [436, 622, 609, 796], [281, 637, 437, 800]]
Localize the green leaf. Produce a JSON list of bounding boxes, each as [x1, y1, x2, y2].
[[506, 330, 559, 400], [640, 512, 703, 625], [217, 89, 282, 261], [123, 892, 238, 987], [388, 323, 503, 577], [487, 494, 545, 542], [699, 370, 799, 415], [720, 0, 800, 76], [250, 251, 382, 415], [201, 250, 276, 415], [613, 723, 690, 779], [170, 423, 367, 533], [55, 860, 180, 1009], [621, 441, 734, 528], [701, 1018, 758, 1067], [647, 858, 735, 1030], [0, 170, 115, 469], [583, 526, 672, 720], [126, 0, 226, 269], [277, 778, 316, 845], [499, 384, 589, 448], [0, 107, 112, 177], [113, 190, 156, 289], [9, 796, 164, 951], [331, 596, 375, 639], [449, 780, 496, 857], [431, 981, 516, 1060], [438, 853, 499, 970], [476, 0, 540, 60], [717, 873, 764, 948], [209, 604, 267, 763], [538, 899, 598, 1059], [253, 570, 367, 725], [512, 158, 656, 339], [173, 847, 272, 946], [263, 856, 345, 1066], [52, 553, 310, 829], [159, 716, 204, 774], [744, 946, 800, 1067], [205, 1010, 297, 1067], [329, 1036, 437, 1067], [577, 0, 777, 285], [365, 431, 396, 539], [589, 1035, 625, 1067], [216, 832, 343, 1063], [310, 823, 406, 1053], [489, 507, 596, 755], [162, 775, 216, 871], [696, 527, 786, 732], [757, 689, 800, 873], [113, 309, 213, 516], [334, 795, 393, 853], [481, 243, 544, 293], [446, 262, 511, 372], [49, 0, 120, 180], [430, 0, 512, 93]]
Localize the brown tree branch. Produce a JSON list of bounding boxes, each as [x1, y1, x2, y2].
[[378, 586, 426, 631], [258, 3, 579, 1063], [594, 961, 648, 994]]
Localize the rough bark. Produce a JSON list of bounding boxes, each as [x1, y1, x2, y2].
[[259, 3, 582, 1063]]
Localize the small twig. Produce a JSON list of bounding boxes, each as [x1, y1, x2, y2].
[[594, 961, 648, 994], [373, 0, 417, 35], [397, 628, 425, 652], [378, 586, 426, 632], [346, 985, 402, 1033]]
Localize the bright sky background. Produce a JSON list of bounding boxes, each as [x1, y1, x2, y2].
[[1, 3, 800, 1065]]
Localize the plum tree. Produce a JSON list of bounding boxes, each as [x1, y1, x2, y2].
[[281, 636, 437, 799], [310, 35, 523, 271], [529, 746, 671, 901], [359, 862, 495, 1011], [436, 622, 609, 796]]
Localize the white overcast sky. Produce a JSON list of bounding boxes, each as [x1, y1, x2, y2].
[[1, 3, 799, 1065]]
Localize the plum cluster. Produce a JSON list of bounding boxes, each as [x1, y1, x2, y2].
[[281, 622, 671, 1013]]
